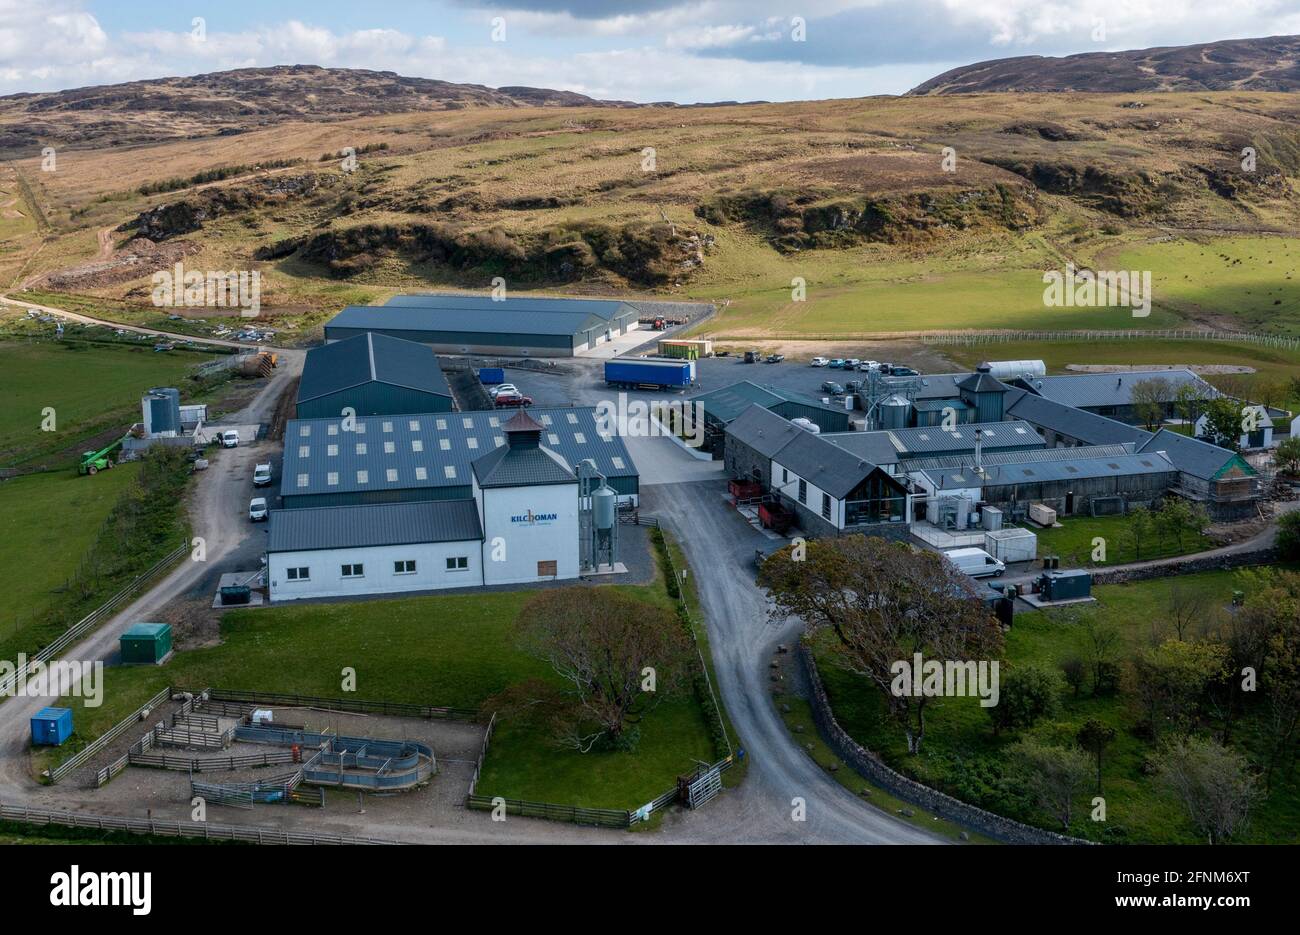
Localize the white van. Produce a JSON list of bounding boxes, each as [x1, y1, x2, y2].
[[944, 547, 1006, 578]]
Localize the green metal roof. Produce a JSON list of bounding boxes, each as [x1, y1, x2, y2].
[[122, 623, 170, 638], [690, 381, 843, 424]]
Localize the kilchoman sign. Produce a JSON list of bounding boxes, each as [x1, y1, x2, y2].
[[511, 510, 558, 526]]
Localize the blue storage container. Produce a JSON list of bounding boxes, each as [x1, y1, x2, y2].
[[31, 707, 73, 746], [478, 367, 506, 385]]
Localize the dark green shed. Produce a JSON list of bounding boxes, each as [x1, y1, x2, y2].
[[120, 622, 173, 665]]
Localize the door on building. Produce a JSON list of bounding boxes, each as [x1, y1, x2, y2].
[[1065, 490, 1075, 514]]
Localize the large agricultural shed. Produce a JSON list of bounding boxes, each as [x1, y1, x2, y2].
[[279, 407, 639, 509], [324, 293, 641, 357], [296, 332, 452, 419]]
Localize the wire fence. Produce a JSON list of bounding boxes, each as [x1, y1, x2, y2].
[[0, 802, 400, 845], [205, 688, 478, 721], [48, 685, 174, 784], [920, 328, 1300, 350], [0, 540, 189, 704]]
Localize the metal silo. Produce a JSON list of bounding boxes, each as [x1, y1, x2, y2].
[[143, 387, 181, 436], [878, 394, 911, 430]]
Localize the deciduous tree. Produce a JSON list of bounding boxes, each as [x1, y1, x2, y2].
[[760, 535, 1003, 754], [1154, 736, 1257, 844]]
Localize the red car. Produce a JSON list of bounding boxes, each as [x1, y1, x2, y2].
[[494, 392, 534, 408]]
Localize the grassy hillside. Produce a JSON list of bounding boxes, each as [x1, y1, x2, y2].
[[5, 89, 1296, 342]]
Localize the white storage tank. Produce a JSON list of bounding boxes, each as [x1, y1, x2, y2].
[[985, 527, 1038, 563], [981, 360, 1047, 381]]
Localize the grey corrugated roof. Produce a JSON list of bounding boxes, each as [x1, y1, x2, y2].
[[884, 421, 1043, 457], [772, 432, 897, 499], [690, 380, 844, 423], [911, 373, 974, 400], [900, 443, 1136, 473], [267, 499, 482, 553], [385, 293, 636, 323], [1021, 369, 1218, 409], [820, 430, 902, 466], [724, 405, 808, 459], [1138, 429, 1253, 481], [473, 444, 577, 488], [280, 407, 635, 499], [328, 304, 608, 338], [1005, 391, 1152, 446], [920, 449, 1175, 490], [299, 332, 451, 405]]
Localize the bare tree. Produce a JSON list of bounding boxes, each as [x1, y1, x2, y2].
[[1010, 738, 1092, 831], [761, 535, 1003, 754], [516, 588, 692, 752], [1154, 736, 1258, 844], [1168, 581, 1208, 641], [1130, 377, 1172, 432]]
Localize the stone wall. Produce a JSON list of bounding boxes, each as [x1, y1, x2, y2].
[[797, 644, 1093, 845], [1090, 548, 1276, 585]]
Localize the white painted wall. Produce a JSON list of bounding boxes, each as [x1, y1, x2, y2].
[[480, 481, 580, 585], [269, 539, 482, 602]]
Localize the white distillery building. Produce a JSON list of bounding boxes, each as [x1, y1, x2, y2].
[[267, 411, 580, 601]]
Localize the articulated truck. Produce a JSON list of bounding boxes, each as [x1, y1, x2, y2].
[[603, 357, 694, 390]]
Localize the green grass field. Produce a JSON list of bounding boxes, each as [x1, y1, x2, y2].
[[0, 339, 221, 465], [44, 577, 718, 810], [942, 337, 1300, 409], [1033, 513, 1215, 567], [0, 465, 141, 654], [690, 232, 1296, 339], [814, 569, 1300, 843], [1108, 235, 1300, 334]]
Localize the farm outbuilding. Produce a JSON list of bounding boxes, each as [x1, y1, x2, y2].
[[324, 293, 640, 357], [296, 332, 452, 419], [120, 623, 173, 665], [691, 381, 852, 457]]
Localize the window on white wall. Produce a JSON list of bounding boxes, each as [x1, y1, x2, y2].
[[394, 560, 416, 575], [286, 567, 310, 581], [445, 556, 468, 571], [821, 492, 831, 520], [341, 564, 364, 578]]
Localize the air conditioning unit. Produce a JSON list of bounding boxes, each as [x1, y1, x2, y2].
[[1028, 503, 1057, 527]]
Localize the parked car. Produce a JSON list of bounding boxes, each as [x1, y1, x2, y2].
[[829, 359, 846, 369], [889, 365, 920, 377], [820, 381, 845, 396], [489, 383, 520, 398], [494, 392, 534, 408], [809, 356, 830, 367], [765, 353, 785, 363], [845, 358, 860, 369], [743, 350, 760, 363], [253, 463, 273, 487], [220, 430, 239, 448], [845, 380, 861, 395], [249, 497, 268, 522], [858, 359, 880, 372]]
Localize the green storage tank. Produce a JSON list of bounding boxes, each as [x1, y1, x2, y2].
[[120, 622, 173, 665]]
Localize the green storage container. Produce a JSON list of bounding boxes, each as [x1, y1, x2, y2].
[[120, 622, 173, 665]]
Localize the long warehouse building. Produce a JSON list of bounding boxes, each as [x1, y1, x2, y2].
[[325, 293, 642, 357], [279, 406, 639, 509]]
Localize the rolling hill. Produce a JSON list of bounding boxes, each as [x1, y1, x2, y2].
[[909, 34, 1300, 95]]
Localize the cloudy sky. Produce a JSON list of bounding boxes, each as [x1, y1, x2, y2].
[[3, 0, 1299, 101]]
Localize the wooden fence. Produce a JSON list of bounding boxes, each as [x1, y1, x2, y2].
[[920, 328, 1300, 351], [0, 803, 397, 844], [467, 712, 496, 798], [465, 794, 631, 829], [207, 688, 477, 721], [130, 749, 299, 773], [47, 685, 174, 784]]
